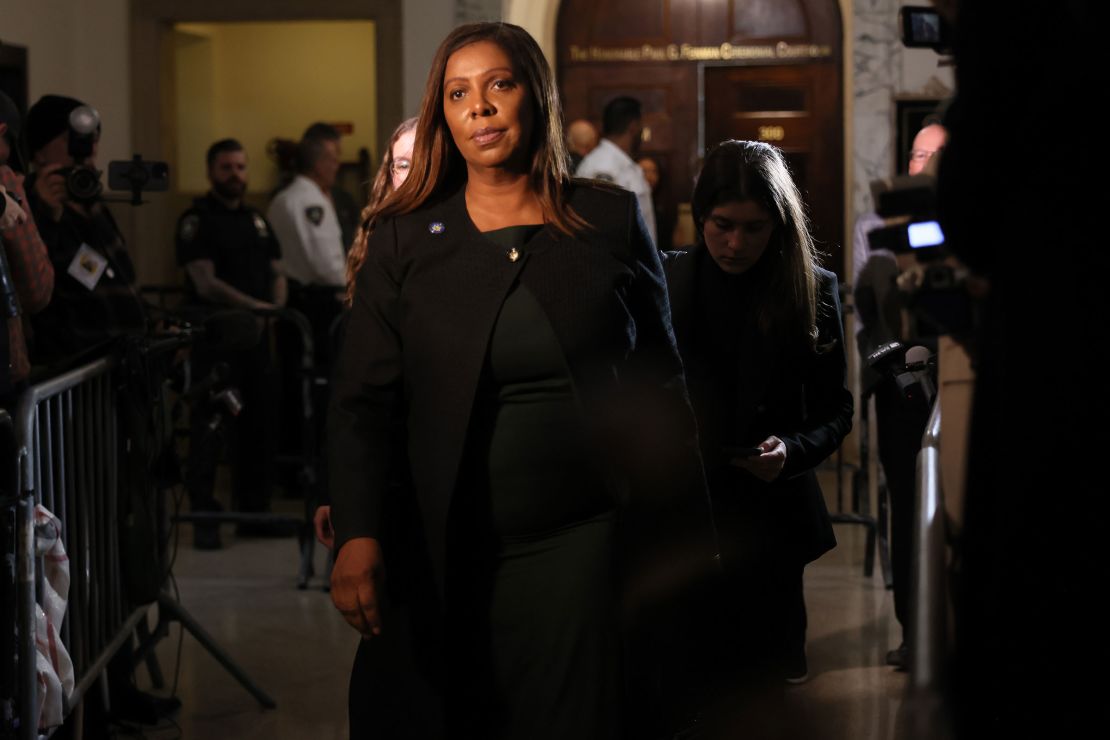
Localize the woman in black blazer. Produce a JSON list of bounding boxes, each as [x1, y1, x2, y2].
[[327, 22, 715, 740], [663, 141, 853, 706]]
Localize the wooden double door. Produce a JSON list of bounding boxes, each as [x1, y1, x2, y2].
[[560, 60, 842, 270]]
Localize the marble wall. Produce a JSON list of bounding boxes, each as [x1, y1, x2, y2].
[[852, 0, 953, 219], [489, 0, 957, 246]]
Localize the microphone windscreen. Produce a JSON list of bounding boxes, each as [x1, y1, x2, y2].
[[905, 345, 931, 365], [201, 310, 262, 351]]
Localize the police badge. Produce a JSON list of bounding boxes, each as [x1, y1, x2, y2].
[[252, 213, 270, 238], [305, 206, 324, 226]]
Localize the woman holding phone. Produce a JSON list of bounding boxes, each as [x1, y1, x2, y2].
[[663, 140, 853, 716]]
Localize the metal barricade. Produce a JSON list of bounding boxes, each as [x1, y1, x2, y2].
[[8, 357, 151, 739], [136, 287, 334, 589], [907, 398, 952, 739], [2, 408, 20, 737], [825, 283, 885, 580], [166, 305, 325, 588]]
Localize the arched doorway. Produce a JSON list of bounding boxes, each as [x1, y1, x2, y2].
[[556, 0, 844, 268]]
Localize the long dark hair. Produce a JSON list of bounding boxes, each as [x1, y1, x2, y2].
[[360, 22, 584, 239], [692, 140, 821, 348], [345, 116, 418, 306]]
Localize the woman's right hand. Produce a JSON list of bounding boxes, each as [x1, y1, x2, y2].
[[331, 537, 386, 638], [313, 505, 335, 550]]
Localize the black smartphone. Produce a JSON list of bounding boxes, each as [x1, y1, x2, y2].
[[723, 445, 762, 459], [108, 158, 170, 193]]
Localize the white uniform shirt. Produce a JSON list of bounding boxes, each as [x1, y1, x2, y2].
[[266, 174, 346, 287], [851, 210, 888, 290], [575, 138, 658, 247]]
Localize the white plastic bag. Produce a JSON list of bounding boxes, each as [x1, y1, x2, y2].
[[32, 505, 74, 730]]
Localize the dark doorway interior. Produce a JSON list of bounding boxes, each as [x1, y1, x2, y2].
[[703, 63, 844, 270], [895, 98, 945, 175]]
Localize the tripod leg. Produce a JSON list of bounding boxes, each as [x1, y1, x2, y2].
[[322, 547, 334, 593], [157, 593, 276, 708], [297, 523, 315, 590], [135, 617, 166, 689], [877, 481, 894, 589], [864, 519, 877, 578]]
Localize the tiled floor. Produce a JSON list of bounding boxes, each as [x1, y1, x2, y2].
[[133, 491, 908, 740]]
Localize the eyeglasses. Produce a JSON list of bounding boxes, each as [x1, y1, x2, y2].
[[390, 158, 411, 176], [909, 148, 941, 163]]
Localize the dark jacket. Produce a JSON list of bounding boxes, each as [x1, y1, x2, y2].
[[26, 177, 146, 367], [328, 181, 716, 602], [663, 244, 852, 564]]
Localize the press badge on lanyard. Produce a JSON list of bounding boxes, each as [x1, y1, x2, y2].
[[67, 243, 113, 290]]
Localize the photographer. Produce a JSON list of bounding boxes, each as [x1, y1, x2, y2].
[[851, 118, 947, 671], [0, 91, 54, 401], [23, 94, 146, 367], [21, 95, 179, 729]]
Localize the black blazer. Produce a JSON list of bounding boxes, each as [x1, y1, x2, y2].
[[328, 181, 715, 602], [663, 245, 852, 564]]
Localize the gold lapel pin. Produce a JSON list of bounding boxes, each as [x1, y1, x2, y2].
[[507, 247, 520, 262]]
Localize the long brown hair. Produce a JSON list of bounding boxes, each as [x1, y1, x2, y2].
[[351, 23, 584, 285], [345, 116, 418, 305], [692, 140, 822, 349]]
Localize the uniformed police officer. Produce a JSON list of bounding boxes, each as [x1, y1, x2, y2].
[[266, 122, 346, 292], [265, 125, 348, 552], [575, 96, 657, 247], [266, 123, 347, 363], [177, 139, 286, 310], [175, 138, 285, 548]]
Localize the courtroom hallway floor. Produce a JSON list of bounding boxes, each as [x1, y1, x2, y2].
[[133, 495, 908, 739]]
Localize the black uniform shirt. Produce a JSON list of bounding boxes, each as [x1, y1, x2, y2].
[[175, 193, 281, 303]]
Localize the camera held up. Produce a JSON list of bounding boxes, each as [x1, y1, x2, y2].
[[56, 104, 170, 206], [866, 170, 976, 339]]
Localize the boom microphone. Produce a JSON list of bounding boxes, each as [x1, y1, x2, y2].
[[902, 344, 936, 406]]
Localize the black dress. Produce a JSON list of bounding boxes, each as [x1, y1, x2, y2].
[[446, 225, 621, 739]]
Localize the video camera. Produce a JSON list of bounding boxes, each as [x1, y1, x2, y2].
[[866, 173, 945, 261], [866, 170, 976, 337], [899, 5, 953, 55], [122, 308, 261, 470], [57, 104, 169, 206]]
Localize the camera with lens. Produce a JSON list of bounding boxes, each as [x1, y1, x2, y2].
[[866, 173, 976, 338], [57, 164, 103, 203], [866, 174, 944, 259], [56, 104, 170, 206], [57, 104, 103, 204]]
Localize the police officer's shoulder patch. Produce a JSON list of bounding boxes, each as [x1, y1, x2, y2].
[[305, 205, 324, 226], [179, 213, 200, 242]]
